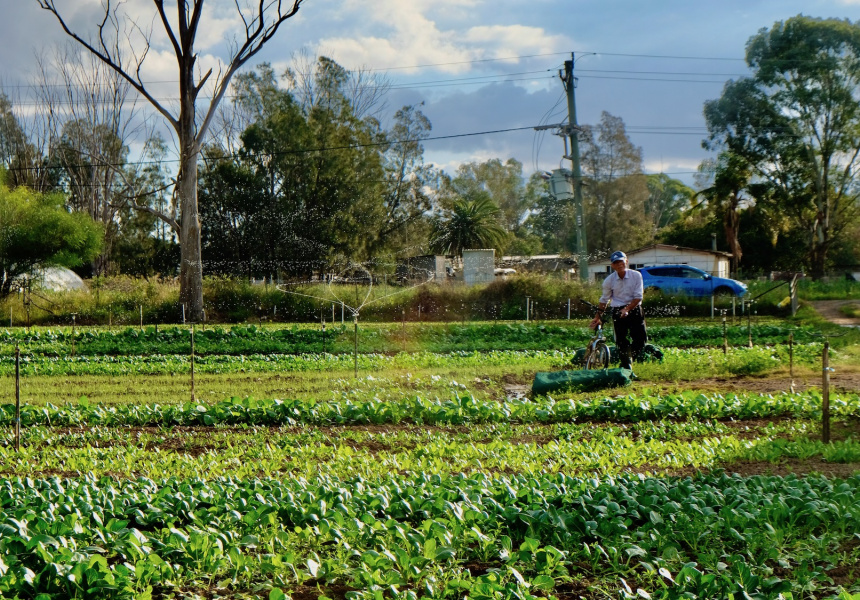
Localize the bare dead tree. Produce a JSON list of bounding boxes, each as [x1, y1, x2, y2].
[[36, 0, 304, 320], [285, 48, 391, 122], [32, 43, 152, 275], [0, 81, 57, 191]]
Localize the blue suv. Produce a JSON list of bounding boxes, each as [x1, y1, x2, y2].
[[638, 264, 747, 297]]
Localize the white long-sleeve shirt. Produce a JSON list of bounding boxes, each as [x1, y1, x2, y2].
[[599, 269, 644, 307]]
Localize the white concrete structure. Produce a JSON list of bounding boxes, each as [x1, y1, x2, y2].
[[462, 249, 495, 285], [588, 244, 732, 280]]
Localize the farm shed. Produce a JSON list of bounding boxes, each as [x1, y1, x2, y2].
[[588, 244, 732, 280]]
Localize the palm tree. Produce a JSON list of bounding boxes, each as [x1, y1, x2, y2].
[[430, 194, 507, 256]]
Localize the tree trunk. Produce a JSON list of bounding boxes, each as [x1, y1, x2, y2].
[[810, 231, 828, 281], [177, 80, 204, 322], [810, 196, 829, 280]]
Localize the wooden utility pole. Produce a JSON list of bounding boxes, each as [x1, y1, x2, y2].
[[561, 54, 589, 281]]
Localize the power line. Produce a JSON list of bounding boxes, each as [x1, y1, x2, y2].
[[388, 69, 554, 88], [356, 52, 571, 72], [578, 74, 729, 84], [584, 51, 745, 62], [4, 65, 748, 103], [577, 68, 750, 77], [2, 124, 540, 173]]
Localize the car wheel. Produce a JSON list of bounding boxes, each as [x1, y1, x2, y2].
[[713, 286, 735, 297]]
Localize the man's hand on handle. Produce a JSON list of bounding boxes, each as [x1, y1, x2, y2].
[[589, 302, 607, 329]]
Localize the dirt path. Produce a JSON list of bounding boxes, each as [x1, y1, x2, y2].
[[638, 372, 860, 394], [812, 300, 860, 327]]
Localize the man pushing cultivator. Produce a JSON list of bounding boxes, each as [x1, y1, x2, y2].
[[589, 250, 648, 370]]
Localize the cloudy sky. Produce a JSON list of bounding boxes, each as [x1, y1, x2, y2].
[[4, 0, 860, 185]]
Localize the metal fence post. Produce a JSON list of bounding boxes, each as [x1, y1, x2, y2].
[[15, 344, 20, 452], [822, 341, 830, 443]]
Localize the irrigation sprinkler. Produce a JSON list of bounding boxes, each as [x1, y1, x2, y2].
[[526, 296, 531, 321], [567, 298, 571, 320], [9, 306, 11, 327], [139, 305, 143, 331], [182, 303, 186, 324], [721, 310, 728, 354], [277, 260, 434, 378], [109, 306, 112, 330], [14, 344, 20, 452]]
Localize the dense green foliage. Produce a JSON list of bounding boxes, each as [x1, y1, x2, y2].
[[0, 471, 858, 599], [0, 343, 829, 379], [199, 61, 436, 277], [0, 321, 841, 357], [704, 16, 860, 277], [0, 292, 856, 598], [0, 417, 834, 480], [1, 389, 857, 428], [0, 171, 103, 296]]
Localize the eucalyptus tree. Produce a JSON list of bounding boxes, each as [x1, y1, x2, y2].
[[0, 94, 55, 191], [29, 43, 150, 275], [693, 153, 754, 275], [0, 95, 30, 181], [36, 0, 304, 319], [645, 173, 694, 233], [443, 158, 530, 233], [200, 59, 399, 279], [370, 103, 436, 257], [580, 112, 651, 254], [704, 15, 860, 278]]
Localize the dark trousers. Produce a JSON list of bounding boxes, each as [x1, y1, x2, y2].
[[612, 306, 647, 369]]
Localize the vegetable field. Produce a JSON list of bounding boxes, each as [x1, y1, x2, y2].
[[1, 320, 859, 599]]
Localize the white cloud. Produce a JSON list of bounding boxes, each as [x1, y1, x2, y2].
[[316, 1, 570, 73], [462, 25, 568, 58]]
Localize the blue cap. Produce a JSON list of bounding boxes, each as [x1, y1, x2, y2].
[[610, 251, 627, 262]]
